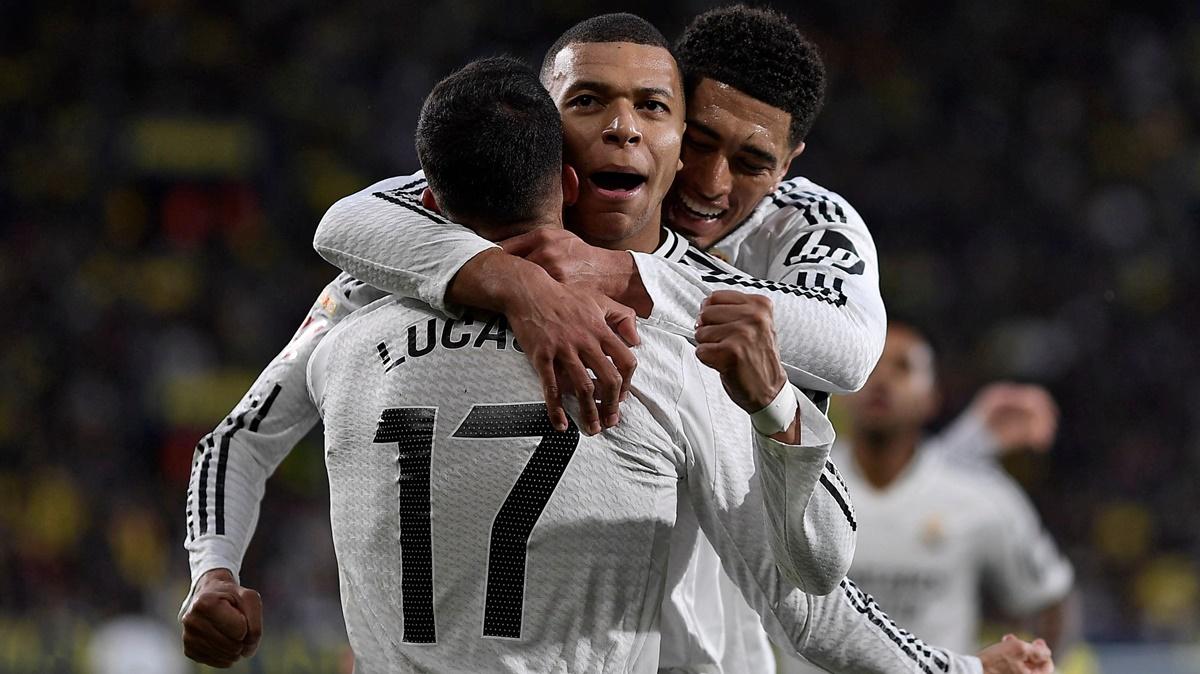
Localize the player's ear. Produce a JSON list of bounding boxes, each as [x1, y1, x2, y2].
[[421, 187, 442, 214], [778, 141, 806, 178], [562, 164, 580, 207]]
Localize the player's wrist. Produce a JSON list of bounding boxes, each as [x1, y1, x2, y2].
[[198, 567, 238, 588], [610, 251, 652, 317], [750, 383, 798, 436], [450, 249, 554, 315]]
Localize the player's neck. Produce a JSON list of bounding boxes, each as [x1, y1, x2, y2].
[[851, 429, 920, 490]]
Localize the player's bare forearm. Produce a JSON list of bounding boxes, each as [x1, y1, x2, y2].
[[500, 228, 653, 316], [447, 250, 639, 435]]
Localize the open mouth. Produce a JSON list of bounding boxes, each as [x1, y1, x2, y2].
[[589, 171, 647, 196], [678, 192, 727, 221]]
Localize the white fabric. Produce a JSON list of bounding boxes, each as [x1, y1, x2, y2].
[[635, 176, 886, 395], [180, 273, 386, 617], [780, 442, 1074, 673], [306, 296, 978, 674], [750, 383, 799, 436], [309, 171, 883, 670]]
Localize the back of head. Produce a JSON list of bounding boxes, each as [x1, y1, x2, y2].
[[540, 12, 672, 83], [674, 5, 825, 147], [416, 56, 562, 228]]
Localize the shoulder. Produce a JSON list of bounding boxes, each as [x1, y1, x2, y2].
[[752, 177, 869, 240], [920, 451, 1038, 522]]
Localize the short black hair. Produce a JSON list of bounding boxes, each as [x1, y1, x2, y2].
[[416, 56, 562, 226], [674, 5, 825, 147], [540, 13, 672, 83]]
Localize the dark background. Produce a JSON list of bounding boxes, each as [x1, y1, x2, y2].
[[1, 0, 1197, 671]]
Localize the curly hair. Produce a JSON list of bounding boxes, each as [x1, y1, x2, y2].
[[674, 5, 825, 147], [540, 13, 672, 84]]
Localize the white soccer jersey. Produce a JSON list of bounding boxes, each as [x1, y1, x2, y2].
[[306, 296, 980, 674], [313, 171, 886, 398], [634, 176, 886, 398], [311, 171, 876, 671], [781, 443, 1074, 673], [181, 273, 385, 606]]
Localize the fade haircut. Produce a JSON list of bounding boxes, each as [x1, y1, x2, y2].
[[416, 56, 562, 226], [674, 5, 826, 147], [540, 13, 672, 84]]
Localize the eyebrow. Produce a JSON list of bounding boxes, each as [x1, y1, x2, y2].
[[567, 80, 676, 100], [686, 119, 779, 167]]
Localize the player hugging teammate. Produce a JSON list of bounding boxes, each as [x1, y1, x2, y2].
[[180, 7, 1061, 674]]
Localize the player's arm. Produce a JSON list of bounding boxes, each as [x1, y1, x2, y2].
[[313, 173, 638, 435], [673, 354, 1045, 674], [926, 383, 1060, 467], [980, 474, 1076, 652], [180, 274, 380, 667], [691, 290, 854, 593], [634, 189, 886, 394]]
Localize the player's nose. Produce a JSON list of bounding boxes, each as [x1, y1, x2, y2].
[[602, 102, 641, 147]]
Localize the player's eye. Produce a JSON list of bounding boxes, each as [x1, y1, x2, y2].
[[567, 94, 599, 109], [640, 99, 670, 114], [737, 159, 772, 175]]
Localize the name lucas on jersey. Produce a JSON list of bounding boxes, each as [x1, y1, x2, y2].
[[376, 313, 520, 373]]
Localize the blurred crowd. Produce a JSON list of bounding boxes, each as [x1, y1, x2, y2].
[[1, 0, 1196, 670]]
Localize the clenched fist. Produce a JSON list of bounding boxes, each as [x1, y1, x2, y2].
[[694, 291, 793, 435], [181, 568, 263, 668], [978, 634, 1054, 674]]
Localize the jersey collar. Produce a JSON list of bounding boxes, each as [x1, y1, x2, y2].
[[651, 227, 690, 262]]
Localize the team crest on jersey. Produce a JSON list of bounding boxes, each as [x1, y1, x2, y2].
[[784, 229, 865, 275], [920, 514, 946, 549]]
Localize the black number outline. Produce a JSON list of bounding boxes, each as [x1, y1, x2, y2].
[[452, 402, 580, 639], [371, 403, 578, 643]]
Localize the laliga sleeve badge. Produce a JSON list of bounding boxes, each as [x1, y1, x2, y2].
[[319, 289, 338, 316]]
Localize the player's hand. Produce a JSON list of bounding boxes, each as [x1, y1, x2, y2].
[[502, 229, 651, 317], [504, 277, 638, 435], [969, 383, 1059, 454], [978, 634, 1054, 674], [693, 291, 787, 413], [181, 568, 263, 668]]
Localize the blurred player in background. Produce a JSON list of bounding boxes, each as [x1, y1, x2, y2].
[[780, 322, 1074, 673]]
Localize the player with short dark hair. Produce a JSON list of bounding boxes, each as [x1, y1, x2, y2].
[[417, 56, 564, 231], [782, 323, 1073, 673], [303, 56, 1027, 674], [539, 12, 672, 83]]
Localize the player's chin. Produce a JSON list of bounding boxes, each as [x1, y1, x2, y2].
[[571, 199, 648, 242]]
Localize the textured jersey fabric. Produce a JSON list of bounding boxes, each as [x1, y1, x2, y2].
[[307, 296, 979, 674], [781, 442, 1074, 673], [309, 171, 873, 671], [634, 176, 886, 396], [180, 273, 386, 613]]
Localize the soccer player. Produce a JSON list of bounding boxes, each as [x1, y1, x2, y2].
[[302, 56, 1044, 674], [312, 9, 876, 671], [780, 323, 1073, 673], [311, 13, 867, 669], [178, 16, 857, 670]]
